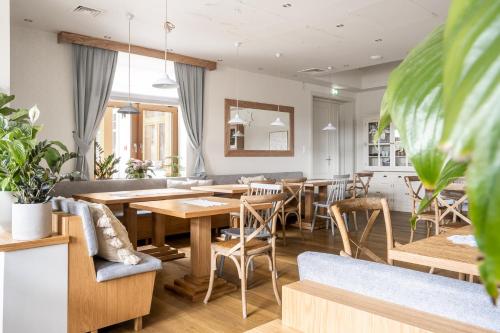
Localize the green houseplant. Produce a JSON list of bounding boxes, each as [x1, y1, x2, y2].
[[163, 155, 183, 177], [376, 0, 499, 299], [94, 142, 120, 180]]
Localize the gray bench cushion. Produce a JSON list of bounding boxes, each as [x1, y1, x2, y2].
[[297, 251, 500, 332], [53, 178, 168, 197], [94, 251, 162, 282], [208, 171, 303, 185], [52, 197, 98, 257]]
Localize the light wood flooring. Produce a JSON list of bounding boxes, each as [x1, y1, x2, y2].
[[103, 211, 456, 333]]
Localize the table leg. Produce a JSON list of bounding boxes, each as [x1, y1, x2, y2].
[[139, 213, 185, 261], [123, 204, 138, 250], [318, 185, 328, 215], [304, 188, 314, 223], [168, 216, 236, 301]]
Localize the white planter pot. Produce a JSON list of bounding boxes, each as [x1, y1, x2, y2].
[[12, 202, 52, 240], [0, 191, 15, 233]]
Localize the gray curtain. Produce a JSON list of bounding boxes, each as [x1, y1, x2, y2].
[[174, 63, 206, 176], [72, 45, 118, 179]]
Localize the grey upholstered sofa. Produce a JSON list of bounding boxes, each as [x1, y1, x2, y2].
[[52, 171, 304, 197], [297, 251, 500, 332]]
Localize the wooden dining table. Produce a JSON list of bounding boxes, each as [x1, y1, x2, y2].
[[130, 196, 270, 301], [389, 225, 479, 278], [74, 188, 213, 261], [190, 184, 249, 198]]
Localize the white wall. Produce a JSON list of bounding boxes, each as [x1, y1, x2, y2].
[[201, 66, 354, 177], [10, 26, 76, 170], [0, 0, 10, 94]]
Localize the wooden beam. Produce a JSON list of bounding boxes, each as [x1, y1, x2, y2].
[[57, 31, 217, 71]]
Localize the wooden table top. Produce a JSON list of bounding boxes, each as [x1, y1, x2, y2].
[[130, 196, 272, 219], [0, 232, 69, 252], [304, 179, 353, 188], [389, 225, 479, 275], [190, 184, 249, 194], [74, 188, 213, 204]]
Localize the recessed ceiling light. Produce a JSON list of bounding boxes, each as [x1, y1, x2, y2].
[[24, 18, 33, 23], [375, 38, 383, 42], [282, 3, 292, 8], [370, 55, 383, 60], [336, 24, 344, 28], [103, 35, 112, 40], [217, 58, 223, 62], [275, 52, 282, 58]]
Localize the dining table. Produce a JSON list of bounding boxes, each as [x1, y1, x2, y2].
[[130, 196, 270, 301], [190, 184, 249, 198], [388, 225, 479, 279], [73, 188, 213, 261]]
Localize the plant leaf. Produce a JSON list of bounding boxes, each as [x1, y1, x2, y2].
[[441, 0, 500, 299]]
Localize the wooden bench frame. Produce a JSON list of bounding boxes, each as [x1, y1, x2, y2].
[[53, 212, 156, 333]]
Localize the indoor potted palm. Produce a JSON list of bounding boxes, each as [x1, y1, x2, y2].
[[0, 93, 41, 233]]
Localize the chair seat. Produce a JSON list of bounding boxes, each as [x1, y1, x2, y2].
[[416, 212, 437, 221], [221, 227, 271, 238], [284, 205, 299, 213], [212, 238, 271, 256], [313, 201, 330, 208], [94, 251, 162, 282]]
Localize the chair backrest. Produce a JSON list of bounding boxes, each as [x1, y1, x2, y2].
[[350, 172, 374, 198], [281, 177, 307, 206], [227, 193, 287, 255], [330, 197, 394, 265], [327, 174, 351, 204], [403, 175, 423, 214]]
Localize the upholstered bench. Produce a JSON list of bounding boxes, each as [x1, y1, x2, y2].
[[52, 198, 162, 332]]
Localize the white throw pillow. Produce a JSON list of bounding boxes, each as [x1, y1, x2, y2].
[[188, 178, 214, 186], [167, 179, 199, 189], [82, 201, 141, 265], [238, 175, 266, 185]]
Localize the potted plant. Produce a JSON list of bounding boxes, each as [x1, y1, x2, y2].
[[163, 155, 183, 177], [0, 93, 41, 233], [94, 142, 120, 180], [125, 159, 154, 179]]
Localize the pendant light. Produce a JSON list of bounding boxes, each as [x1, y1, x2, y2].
[[271, 106, 285, 126], [322, 122, 336, 131], [152, 0, 178, 89], [118, 13, 139, 115], [228, 42, 247, 125]]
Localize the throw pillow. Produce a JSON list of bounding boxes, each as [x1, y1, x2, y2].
[[82, 201, 141, 265], [188, 178, 214, 186], [238, 175, 266, 185], [167, 179, 198, 189]]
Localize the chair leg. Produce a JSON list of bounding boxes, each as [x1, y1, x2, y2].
[[218, 234, 230, 276], [134, 317, 143, 331], [282, 218, 287, 246], [352, 211, 358, 231], [241, 257, 247, 319], [269, 253, 281, 305], [329, 216, 335, 237], [311, 206, 318, 232], [204, 251, 217, 304]]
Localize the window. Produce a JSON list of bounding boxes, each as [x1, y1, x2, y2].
[[95, 101, 178, 178]]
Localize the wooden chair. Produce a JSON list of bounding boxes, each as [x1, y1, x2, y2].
[[218, 182, 283, 276], [204, 193, 287, 318], [279, 177, 307, 241], [311, 174, 350, 234], [404, 175, 437, 242], [330, 197, 395, 265], [52, 201, 160, 333], [347, 172, 373, 228]]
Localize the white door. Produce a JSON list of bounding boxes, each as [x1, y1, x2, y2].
[[313, 98, 340, 178]]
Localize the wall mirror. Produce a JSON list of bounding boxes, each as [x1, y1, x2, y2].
[[224, 99, 294, 157]]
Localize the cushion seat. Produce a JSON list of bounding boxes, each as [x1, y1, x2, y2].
[[94, 251, 162, 282]]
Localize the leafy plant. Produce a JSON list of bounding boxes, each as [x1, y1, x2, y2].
[[163, 155, 183, 177], [377, 0, 499, 299], [125, 159, 154, 179], [94, 142, 120, 180]]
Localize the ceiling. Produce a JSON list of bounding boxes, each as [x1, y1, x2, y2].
[[11, 0, 450, 86]]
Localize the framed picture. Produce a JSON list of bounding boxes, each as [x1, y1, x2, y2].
[[269, 131, 288, 151]]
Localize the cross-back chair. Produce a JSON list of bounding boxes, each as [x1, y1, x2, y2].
[[219, 182, 283, 276], [347, 172, 373, 226], [204, 192, 287, 318], [311, 174, 350, 234], [279, 177, 307, 240], [330, 197, 395, 265]]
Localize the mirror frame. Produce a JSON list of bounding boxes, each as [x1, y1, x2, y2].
[[224, 98, 294, 157]]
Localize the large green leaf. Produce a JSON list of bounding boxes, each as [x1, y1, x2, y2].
[[377, 26, 464, 191], [441, 0, 500, 299]]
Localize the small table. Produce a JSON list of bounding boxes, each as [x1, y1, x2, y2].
[[74, 188, 213, 261], [130, 196, 270, 301], [389, 226, 479, 277], [190, 184, 249, 198], [302, 180, 331, 229]]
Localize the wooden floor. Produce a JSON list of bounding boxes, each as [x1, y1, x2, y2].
[[103, 211, 456, 333]]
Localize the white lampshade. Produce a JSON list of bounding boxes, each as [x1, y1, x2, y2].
[[270, 117, 285, 127], [233, 130, 244, 138], [322, 122, 336, 131], [152, 73, 178, 89], [228, 113, 246, 125], [117, 102, 139, 115]]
